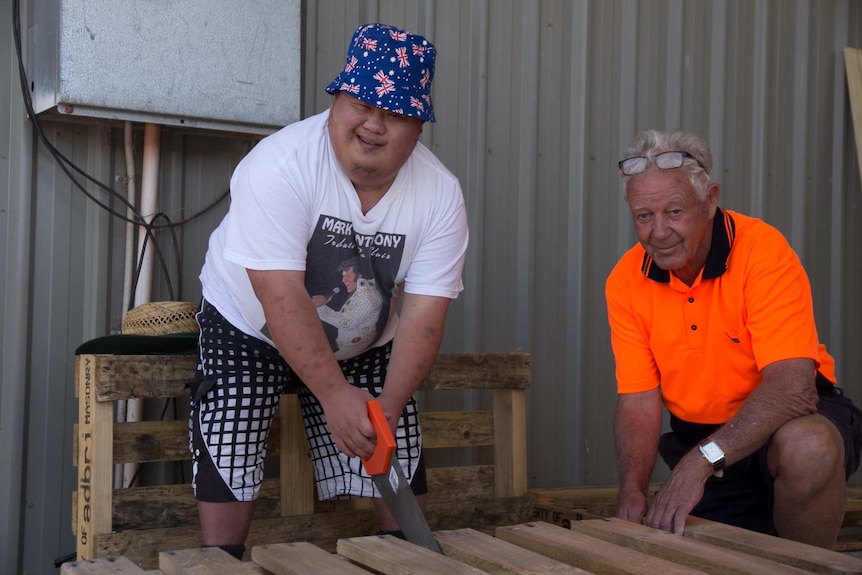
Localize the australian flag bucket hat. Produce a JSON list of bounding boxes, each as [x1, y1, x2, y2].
[[325, 23, 436, 123]]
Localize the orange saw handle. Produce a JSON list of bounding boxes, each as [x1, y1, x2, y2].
[[361, 399, 397, 476]]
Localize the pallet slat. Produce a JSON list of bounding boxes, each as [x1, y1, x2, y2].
[[111, 465, 497, 531], [845, 47, 862, 189], [337, 535, 487, 575], [92, 355, 196, 402], [252, 542, 373, 574], [685, 516, 862, 575], [570, 517, 812, 575], [158, 548, 263, 575], [421, 353, 531, 391], [434, 528, 590, 574], [89, 352, 530, 402], [528, 484, 661, 508], [280, 394, 313, 517], [60, 556, 147, 574], [495, 521, 712, 575], [76, 356, 114, 561], [108, 410, 495, 464], [494, 389, 528, 497]]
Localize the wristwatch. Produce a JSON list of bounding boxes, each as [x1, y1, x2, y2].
[[698, 440, 726, 469]]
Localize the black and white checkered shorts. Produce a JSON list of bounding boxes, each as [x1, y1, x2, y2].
[[189, 299, 425, 503]]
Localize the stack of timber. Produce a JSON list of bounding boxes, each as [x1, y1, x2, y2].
[[72, 351, 532, 569], [529, 484, 661, 528], [61, 518, 862, 574], [530, 483, 862, 554]]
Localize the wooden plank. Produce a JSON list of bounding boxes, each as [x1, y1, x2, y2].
[[112, 411, 494, 464], [98, 496, 531, 569], [844, 47, 862, 187], [422, 353, 531, 391], [77, 355, 115, 561], [113, 417, 282, 464], [528, 484, 661, 508], [685, 516, 862, 575], [113, 481, 275, 530], [280, 394, 314, 516], [844, 509, 862, 525], [111, 465, 497, 530], [159, 548, 264, 574], [337, 535, 487, 574], [252, 542, 372, 574], [92, 355, 196, 402], [421, 411, 494, 448], [424, 464, 496, 502], [114, 421, 189, 464], [434, 528, 591, 574], [73, 490, 78, 535], [847, 485, 862, 497], [494, 389, 528, 497], [836, 526, 862, 552], [843, 488, 862, 532], [495, 521, 712, 575], [90, 352, 531, 402], [570, 517, 813, 575], [528, 485, 662, 527], [60, 556, 147, 574], [529, 503, 606, 529]]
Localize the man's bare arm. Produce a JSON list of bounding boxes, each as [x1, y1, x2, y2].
[[645, 357, 818, 534], [377, 292, 450, 430], [614, 388, 663, 524], [247, 268, 376, 458]]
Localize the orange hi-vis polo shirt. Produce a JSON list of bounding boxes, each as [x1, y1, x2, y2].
[[605, 208, 836, 424]]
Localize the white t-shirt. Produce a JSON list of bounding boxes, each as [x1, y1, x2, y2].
[[200, 109, 468, 359]]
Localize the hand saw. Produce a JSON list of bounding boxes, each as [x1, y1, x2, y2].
[[361, 399, 441, 553]]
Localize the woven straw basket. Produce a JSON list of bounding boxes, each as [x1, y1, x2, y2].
[[122, 301, 199, 336]]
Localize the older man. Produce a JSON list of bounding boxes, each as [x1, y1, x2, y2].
[[190, 23, 468, 558], [606, 129, 862, 547]]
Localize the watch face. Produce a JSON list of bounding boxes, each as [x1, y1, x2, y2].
[[701, 441, 724, 463]]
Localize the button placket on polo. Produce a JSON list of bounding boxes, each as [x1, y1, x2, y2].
[[683, 290, 706, 349]]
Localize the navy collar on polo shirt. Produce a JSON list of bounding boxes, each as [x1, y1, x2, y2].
[[640, 207, 736, 283]]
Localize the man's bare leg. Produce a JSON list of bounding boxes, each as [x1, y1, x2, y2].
[[198, 500, 256, 548], [770, 414, 846, 548]]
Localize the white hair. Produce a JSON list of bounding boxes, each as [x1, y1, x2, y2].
[[620, 129, 712, 200]]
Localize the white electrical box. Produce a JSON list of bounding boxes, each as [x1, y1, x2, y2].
[[27, 0, 301, 135]]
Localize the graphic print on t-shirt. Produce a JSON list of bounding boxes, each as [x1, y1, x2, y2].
[[304, 214, 405, 360]]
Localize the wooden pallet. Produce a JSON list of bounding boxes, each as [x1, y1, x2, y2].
[[72, 351, 532, 568], [60, 518, 862, 575]]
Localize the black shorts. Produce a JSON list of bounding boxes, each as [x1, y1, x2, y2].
[[189, 299, 427, 503], [658, 373, 862, 534]]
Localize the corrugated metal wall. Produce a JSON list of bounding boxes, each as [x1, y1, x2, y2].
[[3, 0, 862, 572]]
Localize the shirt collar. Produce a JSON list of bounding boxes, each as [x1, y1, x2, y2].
[[641, 207, 735, 283]]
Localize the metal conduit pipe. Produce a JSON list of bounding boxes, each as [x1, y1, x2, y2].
[[123, 122, 161, 487], [115, 120, 138, 489]]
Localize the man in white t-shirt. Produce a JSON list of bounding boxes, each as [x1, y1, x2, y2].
[[189, 23, 469, 558]]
